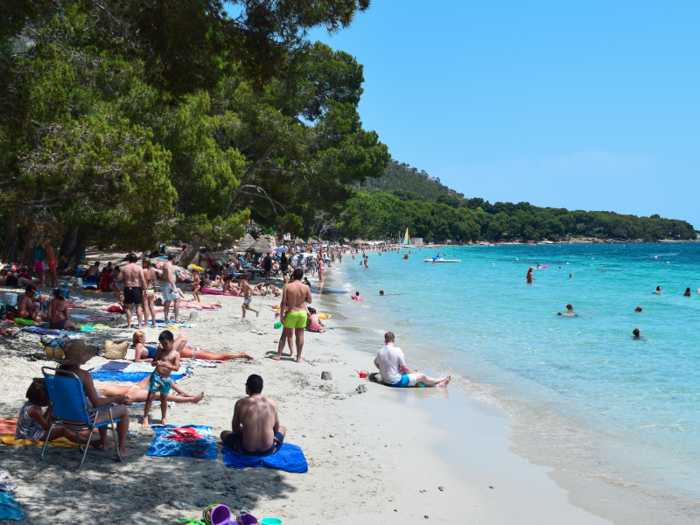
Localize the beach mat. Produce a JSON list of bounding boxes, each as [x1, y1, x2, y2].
[[91, 362, 188, 383], [146, 425, 217, 460], [0, 492, 23, 521], [222, 444, 308, 473], [0, 417, 98, 448]]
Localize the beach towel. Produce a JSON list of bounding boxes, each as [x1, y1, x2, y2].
[[222, 444, 308, 473], [100, 361, 130, 372], [0, 492, 23, 521], [90, 363, 189, 382], [147, 425, 217, 460], [0, 419, 97, 449], [22, 327, 59, 336], [67, 304, 85, 309]]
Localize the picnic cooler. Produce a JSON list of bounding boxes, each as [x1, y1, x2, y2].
[[2, 293, 18, 307], [105, 340, 129, 360]]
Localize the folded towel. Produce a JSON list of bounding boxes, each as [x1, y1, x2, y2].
[[147, 425, 217, 459], [101, 361, 130, 372], [222, 444, 308, 473], [0, 492, 24, 521]]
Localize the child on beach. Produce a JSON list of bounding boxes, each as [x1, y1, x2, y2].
[[16, 379, 100, 446], [192, 271, 201, 302], [239, 274, 259, 318], [351, 291, 363, 301], [142, 330, 181, 427]]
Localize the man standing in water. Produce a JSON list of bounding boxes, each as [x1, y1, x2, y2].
[[121, 253, 147, 329], [273, 268, 312, 363], [162, 254, 180, 323], [374, 332, 450, 388]]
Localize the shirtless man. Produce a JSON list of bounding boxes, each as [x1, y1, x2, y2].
[[273, 268, 312, 362], [220, 374, 286, 456], [161, 254, 180, 323], [16, 285, 48, 325], [121, 253, 147, 329], [84, 261, 100, 283], [47, 289, 79, 331]]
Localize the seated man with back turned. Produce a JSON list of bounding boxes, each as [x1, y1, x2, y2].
[[220, 374, 286, 456]]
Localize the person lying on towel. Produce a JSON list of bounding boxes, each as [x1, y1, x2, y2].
[[220, 374, 286, 457]]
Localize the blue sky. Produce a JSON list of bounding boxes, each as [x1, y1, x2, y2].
[[308, 0, 700, 228]]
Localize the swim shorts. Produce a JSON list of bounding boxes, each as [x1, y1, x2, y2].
[[389, 374, 419, 388], [244, 296, 252, 306], [224, 431, 284, 457], [146, 372, 172, 395], [283, 310, 307, 329], [85, 275, 98, 283], [33, 261, 44, 273], [123, 287, 143, 305], [161, 283, 179, 301], [48, 259, 57, 272]]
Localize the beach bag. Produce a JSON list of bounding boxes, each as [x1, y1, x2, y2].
[[104, 340, 129, 360], [43, 336, 71, 360]]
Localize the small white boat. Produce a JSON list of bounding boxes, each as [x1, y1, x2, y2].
[[424, 258, 461, 263]]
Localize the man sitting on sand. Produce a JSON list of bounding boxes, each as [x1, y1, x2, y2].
[[374, 332, 450, 388], [220, 374, 286, 456], [84, 261, 100, 283], [16, 285, 48, 325]]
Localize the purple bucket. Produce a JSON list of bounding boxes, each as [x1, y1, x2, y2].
[[207, 504, 231, 525], [239, 514, 258, 525]]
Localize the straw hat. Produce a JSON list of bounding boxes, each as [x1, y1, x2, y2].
[[53, 339, 99, 365]]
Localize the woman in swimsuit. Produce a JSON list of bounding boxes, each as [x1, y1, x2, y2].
[[97, 375, 204, 404], [142, 259, 157, 328], [133, 331, 253, 361], [47, 289, 80, 331], [526, 268, 535, 284]]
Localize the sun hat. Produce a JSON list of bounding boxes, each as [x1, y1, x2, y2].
[[53, 339, 99, 365]]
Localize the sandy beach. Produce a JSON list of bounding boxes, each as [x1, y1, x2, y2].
[[0, 259, 613, 524]]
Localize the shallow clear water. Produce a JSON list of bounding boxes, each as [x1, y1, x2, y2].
[[327, 243, 700, 508]]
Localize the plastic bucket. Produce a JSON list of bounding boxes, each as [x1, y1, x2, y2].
[[203, 504, 230, 525], [261, 518, 283, 525], [3, 293, 17, 307], [239, 514, 258, 525]]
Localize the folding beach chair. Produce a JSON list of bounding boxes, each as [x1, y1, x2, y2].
[[41, 367, 122, 468]]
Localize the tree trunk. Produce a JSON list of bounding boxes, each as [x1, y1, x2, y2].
[[19, 234, 35, 268], [64, 229, 89, 275], [175, 242, 198, 267], [58, 225, 79, 258], [2, 222, 19, 263]]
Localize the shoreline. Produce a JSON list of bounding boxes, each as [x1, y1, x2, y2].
[[329, 249, 700, 525]]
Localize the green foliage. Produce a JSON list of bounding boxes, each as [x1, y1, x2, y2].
[[335, 163, 697, 243]]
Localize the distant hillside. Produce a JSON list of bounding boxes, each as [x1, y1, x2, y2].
[[335, 160, 698, 243], [360, 160, 458, 201]]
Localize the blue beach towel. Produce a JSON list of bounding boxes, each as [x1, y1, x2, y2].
[[90, 371, 185, 382], [0, 492, 24, 521], [147, 425, 217, 459], [222, 444, 308, 473]]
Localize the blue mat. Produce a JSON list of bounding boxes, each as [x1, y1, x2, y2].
[[91, 371, 184, 382], [146, 425, 217, 459], [0, 492, 24, 521], [222, 444, 308, 473]]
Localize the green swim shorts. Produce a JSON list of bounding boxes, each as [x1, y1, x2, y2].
[[283, 310, 308, 329]]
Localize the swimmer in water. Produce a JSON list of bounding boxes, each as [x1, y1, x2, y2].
[[526, 268, 535, 284], [653, 286, 661, 294], [569, 274, 572, 278], [684, 287, 691, 297], [565, 304, 577, 313], [379, 290, 385, 296], [635, 306, 643, 312], [632, 328, 643, 339]]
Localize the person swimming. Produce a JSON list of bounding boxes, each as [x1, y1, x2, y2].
[[379, 290, 385, 296], [635, 306, 643, 312], [566, 304, 577, 313], [633, 328, 643, 339], [683, 287, 691, 297], [653, 286, 662, 294], [351, 291, 363, 301]]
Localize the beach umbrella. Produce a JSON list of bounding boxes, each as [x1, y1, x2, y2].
[[307, 238, 320, 245], [294, 238, 306, 245]]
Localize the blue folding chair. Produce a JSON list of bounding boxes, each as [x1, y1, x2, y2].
[[41, 367, 122, 468]]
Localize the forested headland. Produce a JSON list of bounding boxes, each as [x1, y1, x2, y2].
[[328, 161, 698, 243]]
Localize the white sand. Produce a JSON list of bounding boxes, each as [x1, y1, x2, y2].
[[0, 268, 610, 524]]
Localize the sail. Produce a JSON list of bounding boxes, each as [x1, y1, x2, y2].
[[402, 228, 411, 245]]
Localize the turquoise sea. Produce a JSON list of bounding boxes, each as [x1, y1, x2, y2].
[[323, 242, 700, 518]]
